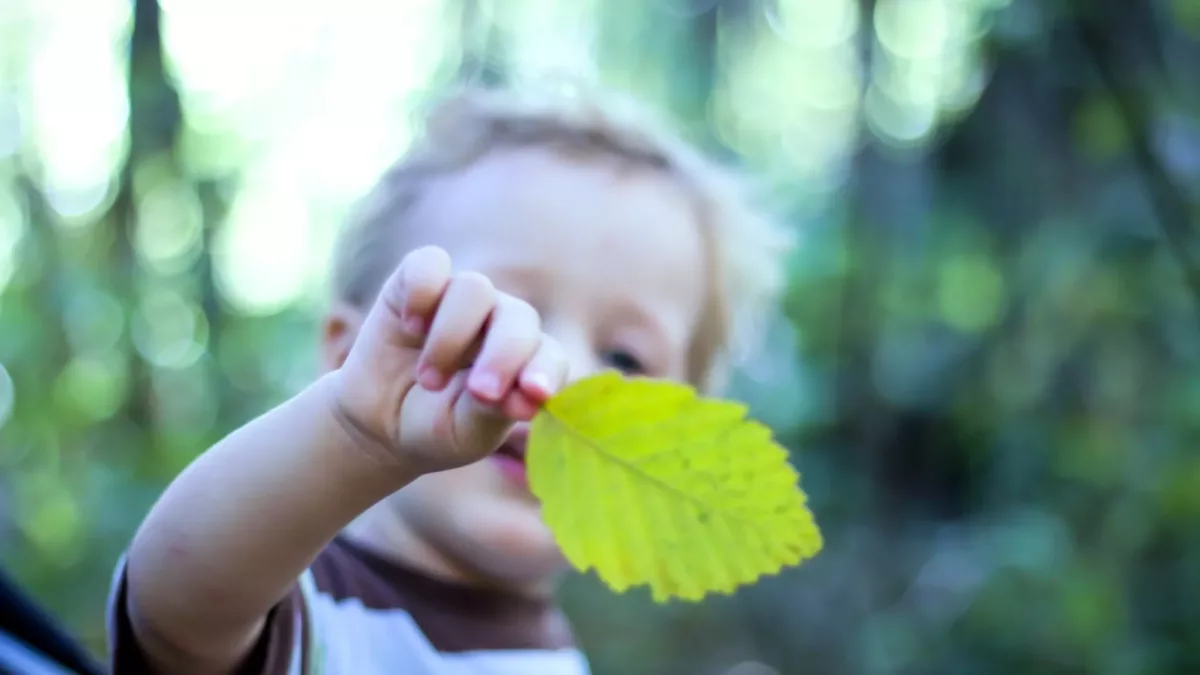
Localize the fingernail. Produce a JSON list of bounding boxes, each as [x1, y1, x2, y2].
[[403, 315, 425, 336], [523, 372, 553, 398], [418, 364, 445, 390], [469, 370, 502, 400]]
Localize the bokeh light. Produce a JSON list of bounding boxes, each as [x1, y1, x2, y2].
[[0, 181, 24, 293], [23, 0, 129, 220], [0, 360, 13, 430]]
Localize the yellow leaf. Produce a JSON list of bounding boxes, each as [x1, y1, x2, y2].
[[527, 370, 823, 602]]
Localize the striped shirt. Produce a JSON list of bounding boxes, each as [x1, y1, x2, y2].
[[107, 537, 591, 675]]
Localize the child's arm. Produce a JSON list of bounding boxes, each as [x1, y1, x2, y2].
[[124, 373, 412, 674], [123, 246, 565, 675]]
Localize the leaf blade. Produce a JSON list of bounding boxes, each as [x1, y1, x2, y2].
[[527, 372, 823, 602]]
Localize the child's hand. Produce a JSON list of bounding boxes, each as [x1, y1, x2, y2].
[[332, 246, 568, 473]]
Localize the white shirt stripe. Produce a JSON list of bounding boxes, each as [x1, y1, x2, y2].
[[296, 570, 590, 675]]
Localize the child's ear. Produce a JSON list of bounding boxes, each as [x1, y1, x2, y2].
[[321, 303, 365, 371]]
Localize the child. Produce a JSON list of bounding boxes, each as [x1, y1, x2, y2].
[[106, 85, 791, 675]]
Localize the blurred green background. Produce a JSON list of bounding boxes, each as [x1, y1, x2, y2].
[[3, 0, 1200, 673]]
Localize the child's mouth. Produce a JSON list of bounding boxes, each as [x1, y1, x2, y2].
[[490, 426, 529, 490]]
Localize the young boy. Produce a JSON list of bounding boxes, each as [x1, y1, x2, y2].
[[106, 86, 790, 675]]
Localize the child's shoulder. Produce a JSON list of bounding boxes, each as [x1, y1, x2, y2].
[[280, 537, 590, 675]]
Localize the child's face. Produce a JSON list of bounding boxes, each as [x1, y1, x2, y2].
[[326, 147, 708, 590]]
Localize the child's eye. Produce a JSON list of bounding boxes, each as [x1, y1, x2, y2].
[[603, 349, 645, 375]]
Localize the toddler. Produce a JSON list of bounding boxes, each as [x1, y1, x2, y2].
[[106, 86, 790, 675]]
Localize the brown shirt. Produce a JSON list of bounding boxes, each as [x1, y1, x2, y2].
[[107, 537, 590, 675]]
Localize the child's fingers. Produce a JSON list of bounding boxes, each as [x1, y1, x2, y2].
[[483, 334, 566, 422], [497, 389, 541, 421], [517, 335, 568, 403], [467, 296, 542, 403], [394, 246, 452, 334], [417, 271, 496, 390]]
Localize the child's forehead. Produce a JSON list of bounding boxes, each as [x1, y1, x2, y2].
[[399, 145, 709, 319], [408, 147, 704, 263]]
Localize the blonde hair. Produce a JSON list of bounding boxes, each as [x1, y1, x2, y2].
[[332, 85, 793, 392]]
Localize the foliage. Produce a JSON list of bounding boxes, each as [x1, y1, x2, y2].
[[529, 371, 822, 602]]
